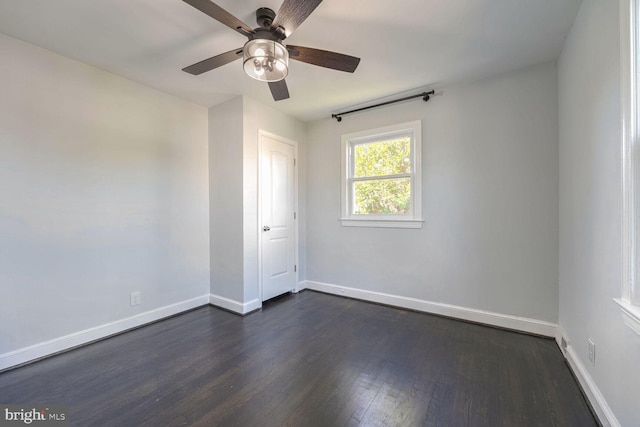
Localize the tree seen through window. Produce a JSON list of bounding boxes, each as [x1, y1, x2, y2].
[[352, 137, 411, 215]]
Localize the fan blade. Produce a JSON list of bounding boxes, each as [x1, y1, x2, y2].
[[182, 48, 243, 75], [268, 80, 290, 101], [183, 0, 253, 36], [287, 45, 360, 73], [272, 0, 322, 38]]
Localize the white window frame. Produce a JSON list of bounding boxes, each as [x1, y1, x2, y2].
[[617, 0, 640, 335], [340, 120, 423, 229]]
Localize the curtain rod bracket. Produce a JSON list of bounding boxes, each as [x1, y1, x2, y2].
[[331, 90, 435, 122]]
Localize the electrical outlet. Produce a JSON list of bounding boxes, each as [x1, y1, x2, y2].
[[130, 291, 141, 306], [588, 339, 595, 365]]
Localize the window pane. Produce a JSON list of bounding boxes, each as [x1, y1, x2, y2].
[[353, 137, 411, 178], [353, 178, 411, 215]]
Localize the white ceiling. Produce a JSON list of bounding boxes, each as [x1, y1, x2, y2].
[[0, 0, 582, 122]]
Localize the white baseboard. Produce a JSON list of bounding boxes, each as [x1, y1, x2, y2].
[[556, 327, 619, 427], [303, 280, 557, 337], [209, 294, 261, 315], [295, 281, 307, 293], [0, 294, 210, 372]]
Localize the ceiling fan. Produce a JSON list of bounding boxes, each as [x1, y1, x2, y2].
[[181, 0, 361, 101]]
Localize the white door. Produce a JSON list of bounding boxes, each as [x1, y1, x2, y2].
[[260, 132, 296, 302]]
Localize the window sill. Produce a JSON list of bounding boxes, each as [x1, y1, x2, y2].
[[614, 298, 640, 336], [339, 218, 424, 229]]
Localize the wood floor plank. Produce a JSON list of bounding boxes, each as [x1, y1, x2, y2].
[[0, 291, 597, 426]]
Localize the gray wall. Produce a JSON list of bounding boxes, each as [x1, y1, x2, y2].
[[0, 33, 210, 354], [209, 98, 245, 302], [558, 1, 640, 425], [305, 62, 559, 322]]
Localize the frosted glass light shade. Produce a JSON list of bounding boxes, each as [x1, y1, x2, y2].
[[243, 39, 289, 82]]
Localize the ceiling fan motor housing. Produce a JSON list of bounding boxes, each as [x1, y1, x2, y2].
[[256, 7, 276, 28], [248, 28, 279, 42]]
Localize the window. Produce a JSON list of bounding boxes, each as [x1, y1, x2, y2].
[[340, 120, 423, 228], [618, 0, 640, 335]]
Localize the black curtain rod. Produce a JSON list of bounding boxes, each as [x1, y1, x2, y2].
[[331, 90, 435, 122]]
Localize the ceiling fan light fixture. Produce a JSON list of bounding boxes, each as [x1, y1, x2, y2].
[[243, 38, 289, 82]]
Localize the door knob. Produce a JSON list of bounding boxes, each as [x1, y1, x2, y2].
[[263, 225, 271, 232]]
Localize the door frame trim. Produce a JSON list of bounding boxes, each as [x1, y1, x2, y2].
[[257, 129, 299, 302]]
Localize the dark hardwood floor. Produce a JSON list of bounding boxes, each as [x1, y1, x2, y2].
[[0, 291, 597, 426]]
